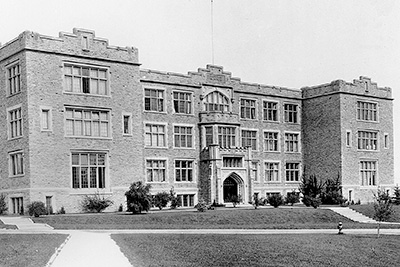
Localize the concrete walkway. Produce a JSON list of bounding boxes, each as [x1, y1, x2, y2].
[[328, 207, 377, 223], [0, 216, 54, 231]]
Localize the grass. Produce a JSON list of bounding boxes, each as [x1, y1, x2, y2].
[[33, 207, 400, 229], [112, 233, 400, 267], [0, 234, 68, 267], [350, 204, 400, 222]]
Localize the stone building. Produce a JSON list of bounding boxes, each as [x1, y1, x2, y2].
[[0, 28, 394, 213]]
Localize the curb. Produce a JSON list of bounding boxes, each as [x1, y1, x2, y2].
[[45, 234, 72, 267]]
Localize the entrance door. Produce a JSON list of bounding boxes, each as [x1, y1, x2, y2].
[[223, 177, 238, 202]]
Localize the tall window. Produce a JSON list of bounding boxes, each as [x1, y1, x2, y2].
[[205, 126, 213, 147], [264, 132, 279, 152], [252, 161, 259, 182], [357, 131, 377, 150], [357, 101, 377, 121], [64, 64, 108, 95], [218, 126, 236, 148], [9, 107, 23, 138], [384, 133, 389, 149], [263, 101, 278, 121], [122, 114, 132, 135], [284, 104, 298, 123], [360, 161, 376, 186], [41, 109, 50, 131], [72, 152, 106, 189], [265, 162, 279, 182], [223, 157, 243, 168], [175, 160, 193, 182], [285, 163, 300, 182], [146, 160, 166, 182], [65, 108, 110, 137], [204, 91, 229, 112], [7, 63, 21, 95], [145, 124, 166, 147], [173, 91, 192, 114], [240, 99, 256, 119], [178, 194, 195, 207], [242, 130, 257, 150], [11, 197, 23, 214], [10, 151, 24, 176], [145, 88, 164, 112], [174, 126, 193, 148], [285, 133, 299, 152]]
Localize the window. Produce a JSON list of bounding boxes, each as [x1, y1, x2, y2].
[[218, 126, 236, 148], [72, 152, 106, 189], [264, 132, 279, 152], [357, 101, 377, 121], [65, 108, 110, 137], [384, 133, 389, 149], [223, 157, 242, 168], [146, 160, 166, 182], [7, 63, 21, 95], [263, 101, 278, 121], [45, 196, 53, 215], [144, 88, 164, 112], [252, 161, 259, 182], [10, 151, 24, 176], [9, 107, 23, 138], [177, 194, 195, 207], [360, 161, 376, 186], [285, 133, 300, 152], [122, 114, 132, 135], [41, 107, 52, 131], [346, 130, 352, 147], [285, 163, 300, 182], [265, 162, 280, 182], [242, 130, 257, 150], [240, 99, 256, 119], [174, 126, 193, 148], [284, 104, 298, 123], [64, 64, 108, 95], [145, 124, 166, 147], [205, 126, 213, 147], [173, 91, 192, 114], [175, 160, 194, 182], [204, 91, 229, 112], [357, 131, 377, 150], [11, 197, 23, 214]]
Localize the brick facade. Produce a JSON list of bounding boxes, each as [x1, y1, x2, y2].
[[0, 29, 394, 213]]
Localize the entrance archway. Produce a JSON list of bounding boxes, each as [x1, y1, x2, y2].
[[223, 173, 244, 203]]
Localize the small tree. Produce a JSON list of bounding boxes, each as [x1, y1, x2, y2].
[[268, 193, 284, 208], [373, 189, 393, 237], [169, 187, 180, 209], [125, 181, 152, 214], [393, 185, 400, 205], [81, 193, 113, 213], [321, 175, 343, 205], [285, 190, 300, 206], [0, 194, 7, 215], [27, 201, 47, 217], [153, 191, 170, 210], [299, 175, 324, 207]]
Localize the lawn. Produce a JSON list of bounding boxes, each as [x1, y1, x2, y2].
[[351, 204, 400, 222], [112, 233, 400, 267], [0, 234, 68, 267], [33, 207, 400, 229]]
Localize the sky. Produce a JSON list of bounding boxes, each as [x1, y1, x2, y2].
[[1, 0, 399, 184]]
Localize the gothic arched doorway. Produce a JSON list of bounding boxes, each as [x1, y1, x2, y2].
[[223, 173, 243, 202]]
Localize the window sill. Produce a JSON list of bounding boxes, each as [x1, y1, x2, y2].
[[69, 190, 112, 195], [63, 92, 111, 98], [146, 181, 168, 184], [357, 149, 379, 152], [263, 150, 281, 153], [356, 119, 379, 124], [174, 181, 196, 183], [6, 92, 22, 98], [65, 136, 112, 140], [144, 110, 167, 114], [173, 147, 195, 150], [8, 136, 23, 141], [145, 146, 168, 150], [173, 113, 195, 117], [262, 120, 280, 124], [122, 134, 133, 137], [9, 174, 25, 178]]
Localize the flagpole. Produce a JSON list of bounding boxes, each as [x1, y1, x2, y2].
[[211, 0, 214, 65]]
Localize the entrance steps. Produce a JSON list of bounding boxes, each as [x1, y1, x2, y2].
[[328, 207, 377, 223], [0, 216, 54, 231]]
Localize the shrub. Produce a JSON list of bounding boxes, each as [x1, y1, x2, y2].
[[125, 181, 152, 214], [393, 185, 400, 205], [253, 194, 260, 209], [169, 187, 180, 209], [118, 204, 123, 212], [229, 195, 242, 208], [285, 190, 300, 206], [373, 189, 394, 237], [0, 194, 7, 215], [302, 195, 321, 208], [299, 175, 324, 206], [153, 191, 170, 210], [268, 193, 284, 208], [81, 193, 113, 213], [321, 175, 343, 205], [58, 207, 66, 214], [27, 201, 47, 217], [195, 198, 207, 212]]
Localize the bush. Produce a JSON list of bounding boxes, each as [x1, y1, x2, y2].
[[285, 191, 300, 206], [58, 207, 66, 214], [27, 201, 47, 217], [0, 194, 7, 215], [321, 175, 343, 205], [125, 181, 152, 214], [302, 195, 321, 208], [268, 193, 284, 208], [169, 187, 180, 209], [118, 204, 123, 212], [153, 191, 170, 210], [229, 195, 242, 208], [253, 194, 260, 209], [195, 198, 207, 212], [81, 193, 113, 213], [393, 185, 400, 205]]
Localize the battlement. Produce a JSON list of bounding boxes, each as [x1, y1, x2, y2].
[[0, 28, 139, 64], [301, 76, 392, 99]]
